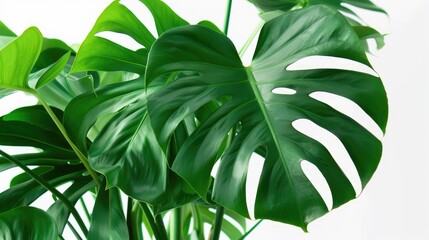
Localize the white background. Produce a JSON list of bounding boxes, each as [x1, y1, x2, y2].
[[0, 0, 428, 239]]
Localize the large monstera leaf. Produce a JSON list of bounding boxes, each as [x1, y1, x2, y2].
[[64, 80, 197, 213], [250, 0, 386, 51], [250, 0, 385, 18], [146, 6, 387, 229], [0, 106, 94, 233]]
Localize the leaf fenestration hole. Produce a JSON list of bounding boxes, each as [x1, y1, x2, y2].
[[210, 159, 221, 178], [301, 160, 333, 211], [0, 146, 41, 155], [245, 152, 265, 220], [272, 87, 296, 95], [120, 0, 158, 37], [0, 92, 37, 117], [292, 119, 362, 196], [286, 55, 378, 77], [310, 91, 383, 140], [95, 31, 145, 52]]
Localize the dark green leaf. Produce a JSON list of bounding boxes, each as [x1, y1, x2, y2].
[[250, 0, 386, 16], [47, 179, 96, 233], [64, 79, 144, 152], [0, 207, 58, 240], [146, 6, 387, 229], [197, 206, 245, 240], [87, 184, 129, 240], [139, 0, 189, 35], [71, 0, 153, 74], [353, 25, 385, 50]]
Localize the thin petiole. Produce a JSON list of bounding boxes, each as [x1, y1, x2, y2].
[[0, 149, 89, 235]]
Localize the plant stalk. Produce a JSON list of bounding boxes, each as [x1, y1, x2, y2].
[[223, 0, 233, 35], [191, 204, 204, 239], [239, 220, 263, 240], [140, 202, 165, 240], [127, 198, 143, 240], [0, 149, 89, 235], [239, 20, 264, 58], [209, 206, 225, 240], [155, 214, 168, 240], [80, 198, 91, 223], [32, 90, 101, 187], [170, 208, 182, 240]]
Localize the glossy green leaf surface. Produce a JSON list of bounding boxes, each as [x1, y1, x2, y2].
[[0, 106, 92, 234], [146, 6, 387, 229], [88, 184, 129, 240], [64, 79, 144, 152], [0, 21, 16, 37], [0, 207, 58, 240], [139, 0, 189, 35], [35, 51, 71, 89], [0, 27, 43, 91], [71, 0, 153, 74], [88, 99, 197, 212], [250, 0, 385, 15]]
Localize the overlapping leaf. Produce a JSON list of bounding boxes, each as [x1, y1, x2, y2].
[[64, 79, 197, 213], [251, 0, 386, 51], [66, 0, 199, 213], [88, 183, 129, 240], [71, 0, 188, 75], [251, 0, 385, 18], [0, 106, 94, 233], [0, 207, 58, 240], [146, 6, 387, 229]]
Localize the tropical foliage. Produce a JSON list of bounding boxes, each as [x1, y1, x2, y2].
[[0, 0, 387, 239]]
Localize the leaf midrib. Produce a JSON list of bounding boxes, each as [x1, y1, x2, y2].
[[245, 67, 305, 225]]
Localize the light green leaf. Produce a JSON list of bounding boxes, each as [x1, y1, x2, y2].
[[0, 207, 58, 240], [146, 6, 387, 229], [88, 184, 129, 240], [353, 25, 385, 51], [35, 51, 71, 89], [0, 27, 43, 91], [0, 21, 16, 37]]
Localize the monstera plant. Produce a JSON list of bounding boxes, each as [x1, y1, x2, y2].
[[0, 0, 387, 239]]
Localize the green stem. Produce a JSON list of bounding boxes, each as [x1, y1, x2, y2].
[[239, 20, 264, 58], [80, 198, 91, 222], [239, 220, 263, 240], [170, 208, 182, 240], [140, 202, 164, 240], [67, 221, 84, 240], [155, 214, 168, 240], [223, 0, 233, 35], [0, 149, 89, 235], [128, 199, 143, 240], [191, 204, 204, 239], [31, 90, 101, 187], [209, 206, 225, 240]]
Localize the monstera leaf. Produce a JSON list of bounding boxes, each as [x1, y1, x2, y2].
[[251, 0, 385, 18], [145, 6, 387, 229], [250, 0, 386, 51], [0, 207, 58, 240], [88, 183, 129, 240], [70, 0, 188, 74], [0, 106, 94, 233]]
